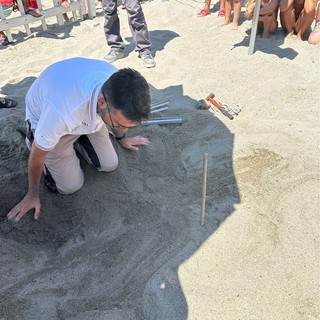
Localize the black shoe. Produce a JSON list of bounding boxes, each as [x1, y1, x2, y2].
[[43, 166, 58, 193]]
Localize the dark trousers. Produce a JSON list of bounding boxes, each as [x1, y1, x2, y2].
[[102, 0, 152, 54]]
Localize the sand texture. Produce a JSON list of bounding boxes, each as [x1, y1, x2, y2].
[[0, 0, 319, 319]]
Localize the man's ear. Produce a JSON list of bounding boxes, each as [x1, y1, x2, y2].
[[97, 94, 106, 107]]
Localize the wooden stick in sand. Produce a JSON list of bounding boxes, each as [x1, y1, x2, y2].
[[201, 153, 208, 226]]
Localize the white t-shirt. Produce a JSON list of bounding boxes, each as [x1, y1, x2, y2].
[[26, 57, 118, 151]]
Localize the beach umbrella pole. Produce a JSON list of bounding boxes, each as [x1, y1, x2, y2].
[[248, 0, 261, 55]]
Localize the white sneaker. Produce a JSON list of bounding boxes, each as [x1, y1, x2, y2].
[[140, 53, 156, 68], [104, 50, 125, 63]]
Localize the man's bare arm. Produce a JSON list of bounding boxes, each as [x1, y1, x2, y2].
[[7, 143, 48, 222]]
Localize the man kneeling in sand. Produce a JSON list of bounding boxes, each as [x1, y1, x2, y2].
[[280, 0, 317, 40], [7, 58, 151, 222]]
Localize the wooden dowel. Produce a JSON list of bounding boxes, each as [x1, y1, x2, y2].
[[201, 153, 208, 226]]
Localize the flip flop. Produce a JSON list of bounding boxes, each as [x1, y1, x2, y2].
[[0, 36, 9, 46], [0, 98, 17, 108], [218, 9, 225, 17], [197, 9, 210, 17], [26, 8, 42, 17]]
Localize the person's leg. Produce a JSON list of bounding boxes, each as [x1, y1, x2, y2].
[[220, 0, 232, 26], [218, 0, 226, 16], [295, 0, 317, 40], [260, 11, 278, 37], [259, 15, 271, 36], [75, 125, 119, 173], [102, 0, 125, 51], [204, 0, 211, 11], [0, 31, 9, 45], [270, 10, 279, 31], [308, 4, 320, 44], [280, 0, 296, 35], [45, 135, 84, 195], [60, 0, 70, 21], [244, 0, 256, 19], [197, 0, 211, 16], [21, 0, 42, 16], [232, 0, 242, 29], [125, 0, 152, 55]]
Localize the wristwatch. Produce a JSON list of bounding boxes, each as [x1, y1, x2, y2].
[[115, 133, 126, 141]]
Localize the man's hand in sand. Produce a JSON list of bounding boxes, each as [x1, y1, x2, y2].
[[119, 136, 150, 152], [7, 193, 41, 222], [7, 143, 46, 222]]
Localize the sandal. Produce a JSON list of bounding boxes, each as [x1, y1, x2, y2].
[[25, 8, 42, 17], [0, 36, 9, 46], [0, 98, 17, 108], [218, 9, 225, 17], [197, 9, 210, 17]]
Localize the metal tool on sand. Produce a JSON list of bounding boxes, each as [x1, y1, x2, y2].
[[197, 93, 234, 120]]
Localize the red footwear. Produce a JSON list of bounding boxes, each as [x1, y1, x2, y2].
[[218, 9, 225, 17], [197, 9, 210, 17]]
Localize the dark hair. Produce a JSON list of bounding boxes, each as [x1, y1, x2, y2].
[[101, 68, 151, 122]]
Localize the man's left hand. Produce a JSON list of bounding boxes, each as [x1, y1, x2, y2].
[[119, 136, 150, 151]]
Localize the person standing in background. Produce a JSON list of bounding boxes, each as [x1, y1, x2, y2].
[[102, 0, 156, 68]]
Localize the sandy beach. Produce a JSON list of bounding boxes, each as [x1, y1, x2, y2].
[[0, 0, 319, 319]]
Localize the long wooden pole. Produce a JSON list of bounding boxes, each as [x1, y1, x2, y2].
[[201, 153, 208, 226]]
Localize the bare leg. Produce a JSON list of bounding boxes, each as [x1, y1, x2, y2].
[[204, 0, 211, 10], [220, 0, 232, 26], [219, 0, 226, 14], [308, 4, 320, 44], [295, 0, 317, 40], [60, 0, 70, 21], [231, 0, 241, 29], [261, 15, 272, 36], [220, 0, 226, 10], [197, 0, 211, 15], [280, 4, 296, 35], [259, 11, 278, 37]]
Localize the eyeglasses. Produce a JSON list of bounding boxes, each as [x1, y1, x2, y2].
[[102, 92, 133, 129]]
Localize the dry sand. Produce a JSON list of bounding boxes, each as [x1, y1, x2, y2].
[[0, 0, 319, 319]]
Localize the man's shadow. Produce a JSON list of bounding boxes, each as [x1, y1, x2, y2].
[[0, 80, 239, 319]]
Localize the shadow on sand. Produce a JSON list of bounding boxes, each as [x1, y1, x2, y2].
[[0, 79, 239, 319], [233, 27, 299, 59]]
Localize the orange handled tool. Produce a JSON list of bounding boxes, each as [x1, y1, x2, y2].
[[206, 93, 234, 120]]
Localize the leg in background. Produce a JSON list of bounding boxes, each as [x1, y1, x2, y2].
[[102, 0, 125, 51], [295, 0, 317, 39], [220, 0, 232, 26], [125, 0, 152, 55], [232, 0, 242, 29], [308, 3, 320, 44]]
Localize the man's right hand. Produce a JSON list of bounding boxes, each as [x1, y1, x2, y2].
[[7, 192, 41, 222], [8, 142, 48, 222]]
